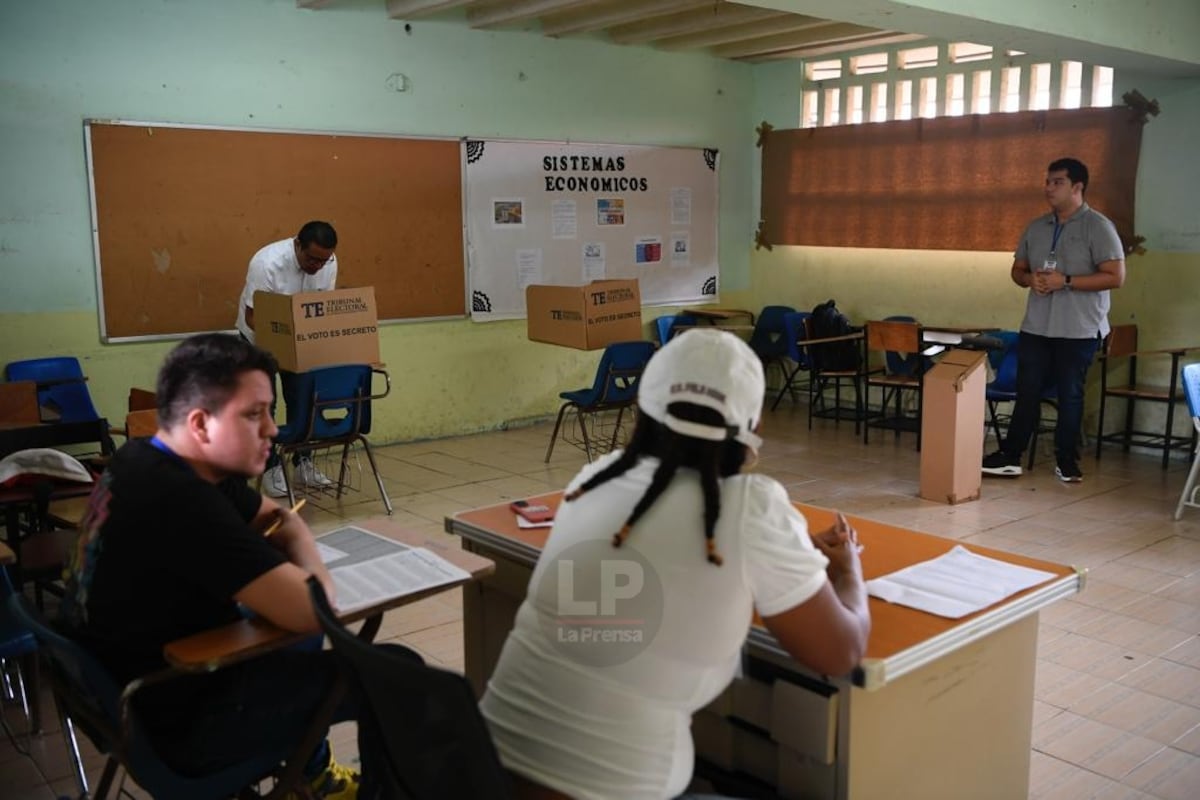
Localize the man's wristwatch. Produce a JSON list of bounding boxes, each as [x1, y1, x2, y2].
[[1064, 275, 1072, 289]]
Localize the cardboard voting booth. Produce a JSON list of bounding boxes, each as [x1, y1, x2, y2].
[[253, 287, 380, 372], [526, 279, 642, 350], [920, 349, 987, 504]]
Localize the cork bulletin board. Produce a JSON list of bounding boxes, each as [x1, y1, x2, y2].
[[85, 120, 465, 340]]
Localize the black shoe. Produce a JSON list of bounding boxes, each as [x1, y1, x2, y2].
[[1055, 459, 1083, 483], [982, 450, 1023, 477]]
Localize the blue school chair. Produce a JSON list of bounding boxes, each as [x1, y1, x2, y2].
[[545, 341, 657, 463], [274, 364, 393, 514], [1174, 363, 1200, 520]]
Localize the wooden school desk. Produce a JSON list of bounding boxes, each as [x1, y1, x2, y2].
[[446, 494, 1082, 800], [165, 517, 494, 670]]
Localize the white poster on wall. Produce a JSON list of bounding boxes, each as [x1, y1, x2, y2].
[[464, 139, 719, 320]]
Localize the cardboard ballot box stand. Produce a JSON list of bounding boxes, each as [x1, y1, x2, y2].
[[920, 348, 987, 505], [253, 287, 380, 372], [526, 279, 642, 350]]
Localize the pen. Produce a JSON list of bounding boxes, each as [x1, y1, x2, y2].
[[264, 498, 306, 537]]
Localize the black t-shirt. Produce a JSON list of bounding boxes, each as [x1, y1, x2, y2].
[[62, 439, 285, 684]]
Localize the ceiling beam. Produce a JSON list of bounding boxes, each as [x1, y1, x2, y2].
[[644, 14, 830, 50], [608, 5, 787, 46], [743, 31, 926, 63], [385, 0, 476, 19], [541, 0, 713, 38], [467, 0, 600, 29], [711, 21, 894, 59]]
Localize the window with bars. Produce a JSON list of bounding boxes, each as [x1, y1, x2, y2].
[[799, 41, 1115, 128]]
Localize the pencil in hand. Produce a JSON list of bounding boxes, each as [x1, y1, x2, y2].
[[264, 498, 306, 537]]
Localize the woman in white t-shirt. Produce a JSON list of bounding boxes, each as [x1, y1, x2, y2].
[[480, 329, 871, 800]]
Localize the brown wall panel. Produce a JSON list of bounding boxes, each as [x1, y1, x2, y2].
[[88, 122, 464, 339]]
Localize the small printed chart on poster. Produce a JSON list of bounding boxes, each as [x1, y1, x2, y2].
[[464, 139, 720, 320], [316, 526, 471, 615]]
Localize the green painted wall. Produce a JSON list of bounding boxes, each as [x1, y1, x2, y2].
[[0, 0, 754, 442], [3, 1, 1196, 447]]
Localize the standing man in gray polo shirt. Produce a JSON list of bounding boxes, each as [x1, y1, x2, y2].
[[982, 157, 1126, 483]]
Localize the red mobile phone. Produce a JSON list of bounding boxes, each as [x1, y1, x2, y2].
[[510, 500, 555, 523]]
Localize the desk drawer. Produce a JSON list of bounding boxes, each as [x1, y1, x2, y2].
[[692, 710, 778, 785], [703, 674, 774, 731], [778, 745, 836, 800], [771, 677, 838, 765]]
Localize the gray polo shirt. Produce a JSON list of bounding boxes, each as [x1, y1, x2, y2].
[[1016, 202, 1124, 340]]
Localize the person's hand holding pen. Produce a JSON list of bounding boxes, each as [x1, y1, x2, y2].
[[261, 498, 338, 608]]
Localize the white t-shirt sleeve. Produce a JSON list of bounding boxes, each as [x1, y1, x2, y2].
[[739, 476, 829, 618], [241, 254, 275, 309]]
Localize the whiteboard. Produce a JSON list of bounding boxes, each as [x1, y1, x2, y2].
[[464, 139, 719, 320]]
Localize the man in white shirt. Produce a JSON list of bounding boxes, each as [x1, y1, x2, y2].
[[236, 220, 339, 496]]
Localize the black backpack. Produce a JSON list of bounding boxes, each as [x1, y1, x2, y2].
[[809, 300, 861, 371]]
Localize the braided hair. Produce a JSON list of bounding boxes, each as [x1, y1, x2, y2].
[[565, 402, 749, 566]]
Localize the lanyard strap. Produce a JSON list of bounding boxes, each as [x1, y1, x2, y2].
[[1050, 220, 1065, 254]]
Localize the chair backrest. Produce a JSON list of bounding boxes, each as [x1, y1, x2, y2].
[[986, 331, 1021, 393], [866, 319, 923, 376], [867, 316, 924, 376], [278, 365, 388, 445], [7, 589, 126, 763], [5, 357, 102, 423], [586, 341, 657, 408], [127, 387, 157, 412], [0, 565, 38, 661], [125, 409, 159, 439], [0, 380, 41, 425], [782, 311, 812, 367], [1183, 363, 1200, 419], [653, 314, 697, 345], [747, 305, 795, 361], [307, 578, 512, 800], [1105, 324, 1138, 359]]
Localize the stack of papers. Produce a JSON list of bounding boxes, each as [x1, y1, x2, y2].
[[866, 545, 1056, 619], [317, 526, 471, 615]]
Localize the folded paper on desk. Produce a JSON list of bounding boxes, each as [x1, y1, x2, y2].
[[317, 525, 471, 615], [866, 545, 1055, 618]]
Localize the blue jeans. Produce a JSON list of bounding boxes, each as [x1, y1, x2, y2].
[[266, 369, 309, 470], [1003, 332, 1100, 463]]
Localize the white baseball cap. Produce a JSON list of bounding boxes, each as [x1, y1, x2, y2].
[[637, 328, 765, 452]]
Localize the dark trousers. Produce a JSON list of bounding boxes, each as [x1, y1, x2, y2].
[[137, 647, 346, 778], [266, 370, 311, 470], [138, 642, 409, 780], [1003, 332, 1100, 463]]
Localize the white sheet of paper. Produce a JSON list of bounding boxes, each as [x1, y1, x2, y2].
[[551, 198, 577, 239], [316, 542, 348, 563], [866, 545, 1056, 619], [670, 187, 692, 226], [515, 514, 554, 529], [329, 548, 472, 615], [582, 242, 606, 281], [516, 248, 543, 289]]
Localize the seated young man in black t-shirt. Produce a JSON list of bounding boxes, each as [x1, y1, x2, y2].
[[60, 333, 358, 798]]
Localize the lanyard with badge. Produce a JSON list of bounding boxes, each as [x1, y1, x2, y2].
[[1041, 220, 1064, 272]]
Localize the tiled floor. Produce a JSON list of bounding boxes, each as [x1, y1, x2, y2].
[[2, 404, 1198, 799]]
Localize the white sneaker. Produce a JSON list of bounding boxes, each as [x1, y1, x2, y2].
[[262, 465, 289, 498], [297, 458, 334, 487]]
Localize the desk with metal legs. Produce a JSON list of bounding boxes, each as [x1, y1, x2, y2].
[[446, 494, 1081, 800]]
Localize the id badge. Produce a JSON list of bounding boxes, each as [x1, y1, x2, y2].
[[1041, 258, 1058, 272]]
